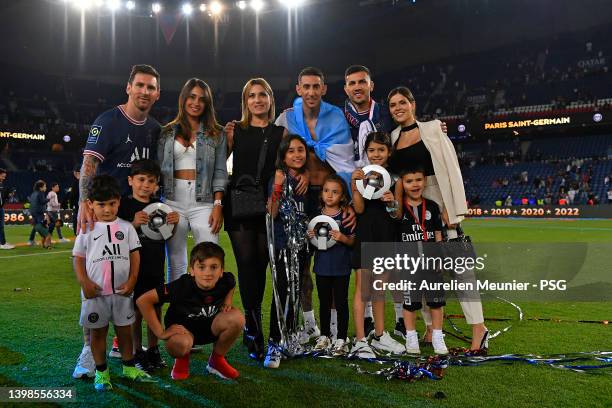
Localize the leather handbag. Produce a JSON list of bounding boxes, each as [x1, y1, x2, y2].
[[229, 129, 269, 219]]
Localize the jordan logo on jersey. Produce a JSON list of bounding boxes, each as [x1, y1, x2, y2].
[[125, 134, 132, 144]]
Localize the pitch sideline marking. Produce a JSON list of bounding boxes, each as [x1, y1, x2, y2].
[[0, 250, 72, 260]]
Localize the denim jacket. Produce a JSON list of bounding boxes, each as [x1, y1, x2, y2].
[[158, 122, 228, 203]]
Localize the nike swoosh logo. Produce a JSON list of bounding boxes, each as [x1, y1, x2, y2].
[[93, 235, 104, 241], [127, 314, 135, 320]]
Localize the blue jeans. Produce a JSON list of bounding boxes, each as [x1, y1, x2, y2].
[[0, 208, 5, 245]]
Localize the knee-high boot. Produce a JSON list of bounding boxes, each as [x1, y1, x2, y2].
[[244, 308, 265, 360]]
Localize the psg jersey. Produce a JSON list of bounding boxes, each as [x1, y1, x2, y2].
[[72, 218, 141, 296], [84, 105, 161, 195], [157, 273, 236, 328]]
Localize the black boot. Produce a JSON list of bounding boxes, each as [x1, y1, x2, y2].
[[244, 309, 254, 348], [245, 308, 265, 361]]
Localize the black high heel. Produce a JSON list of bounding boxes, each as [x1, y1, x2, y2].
[[477, 330, 489, 350]]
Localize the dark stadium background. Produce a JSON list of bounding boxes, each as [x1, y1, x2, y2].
[[1, 0, 611, 214]]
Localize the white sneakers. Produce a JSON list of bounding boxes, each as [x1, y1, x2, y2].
[[298, 324, 321, 345], [72, 345, 95, 378], [370, 331, 405, 355], [350, 338, 376, 359], [432, 330, 448, 355], [0, 243, 15, 250], [264, 344, 282, 369], [59, 238, 71, 243], [404, 329, 448, 355], [405, 330, 420, 354]]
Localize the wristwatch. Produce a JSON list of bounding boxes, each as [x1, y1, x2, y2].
[[213, 199, 223, 207]]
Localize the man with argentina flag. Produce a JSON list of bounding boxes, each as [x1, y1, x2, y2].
[[275, 66, 356, 344], [276, 66, 356, 190]]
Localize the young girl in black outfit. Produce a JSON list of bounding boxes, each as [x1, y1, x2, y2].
[[350, 132, 404, 357], [307, 174, 355, 355], [265, 134, 310, 369]]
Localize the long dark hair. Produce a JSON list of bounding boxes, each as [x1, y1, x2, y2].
[[275, 134, 309, 173], [320, 174, 350, 209], [164, 78, 222, 143]]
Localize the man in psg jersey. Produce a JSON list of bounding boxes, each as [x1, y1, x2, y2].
[[77, 64, 161, 235]]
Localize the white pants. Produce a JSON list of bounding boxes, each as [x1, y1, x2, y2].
[[165, 179, 218, 283]]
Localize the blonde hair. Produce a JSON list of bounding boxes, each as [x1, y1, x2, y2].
[[239, 78, 276, 129]]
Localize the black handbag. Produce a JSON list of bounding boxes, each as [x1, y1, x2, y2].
[[229, 128, 269, 220]]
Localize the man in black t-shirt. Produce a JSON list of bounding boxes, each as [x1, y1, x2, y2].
[[136, 242, 244, 380]]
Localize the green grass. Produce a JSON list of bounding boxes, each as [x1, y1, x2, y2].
[[0, 219, 611, 407]]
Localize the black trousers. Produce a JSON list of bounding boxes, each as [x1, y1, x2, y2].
[[227, 220, 269, 311], [316, 274, 350, 340]]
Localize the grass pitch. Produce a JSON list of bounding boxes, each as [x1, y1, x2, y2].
[[0, 219, 611, 407]]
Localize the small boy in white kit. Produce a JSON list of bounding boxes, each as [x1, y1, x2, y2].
[[73, 175, 154, 391]]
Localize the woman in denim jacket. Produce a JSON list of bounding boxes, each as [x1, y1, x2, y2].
[[158, 78, 228, 283]]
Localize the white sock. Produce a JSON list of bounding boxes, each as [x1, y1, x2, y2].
[[330, 309, 338, 338], [364, 302, 373, 319], [303, 310, 316, 327], [405, 329, 417, 337], [432, 329, 443, 338], [394, 303, 403, 322]]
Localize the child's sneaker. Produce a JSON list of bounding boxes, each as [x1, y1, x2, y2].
[[171, 355, 190, 380], [350, 338, 376, 359], [432, 330, 448, 355], [94, 369, 112, 392], [27, 240, 36, 246], [206, 352, 239, 379], [146, 345, 167, 369], [123, 365, 156, 382], [298, 324, 321, 344], [59, 238, 71, 243], [314, 335, 331, 351], [72, 345, 95, 379], [108, 336, 121, 358], [405, 331, 421, 354], [370, 331, 405, 355], [264, 343, 281, 369], [394, 318, 406, 339], [134, 349, 152, 373], [331, 338, 349, 357]]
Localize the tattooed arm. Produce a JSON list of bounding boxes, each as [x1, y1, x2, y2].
[[77, 154, 100, 234]]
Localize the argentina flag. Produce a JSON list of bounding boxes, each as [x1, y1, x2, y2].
[[284, 97, 356, 189]]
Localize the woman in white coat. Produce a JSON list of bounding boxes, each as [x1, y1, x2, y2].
[[387, 86, 488, 351]]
